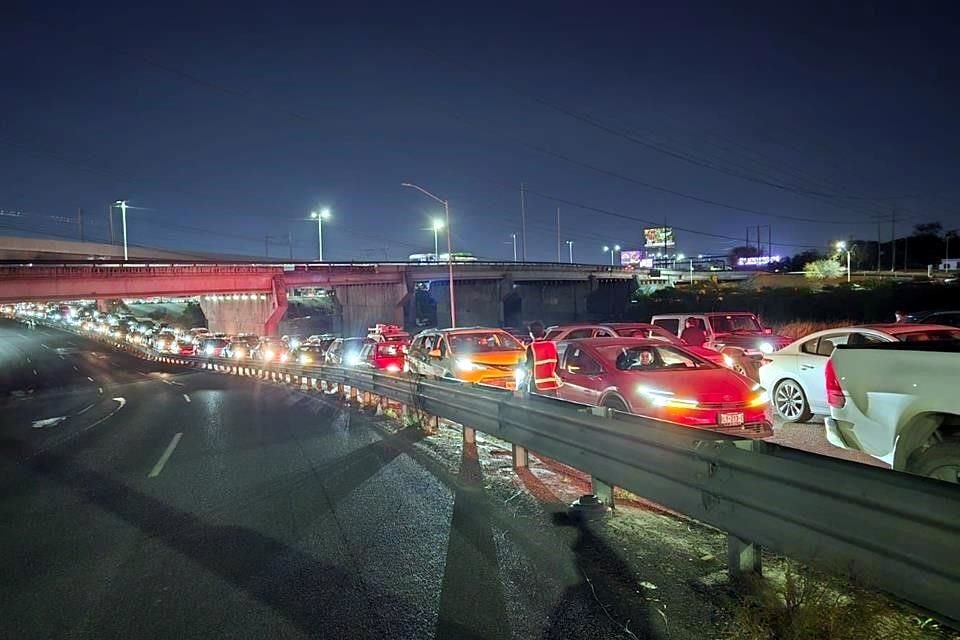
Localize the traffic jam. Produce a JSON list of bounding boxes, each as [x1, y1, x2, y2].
[[9, 302, 960, 482]]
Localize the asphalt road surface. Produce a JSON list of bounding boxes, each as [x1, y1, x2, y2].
[[0, 320, 657, 639]]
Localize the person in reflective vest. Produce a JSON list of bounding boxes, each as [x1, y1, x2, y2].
[[522, 321, 560, 394]]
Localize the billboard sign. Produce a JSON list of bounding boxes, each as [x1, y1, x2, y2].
[[644, 227, 675, 247], [736, 255, 782, 267], [620, 250, 653, 268]]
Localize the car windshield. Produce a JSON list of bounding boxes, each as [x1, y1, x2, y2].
[[448, 331, 522, 353], [600, 345, 716, 371], [709, 315, 761, 333], [897, 329, 960, 342]]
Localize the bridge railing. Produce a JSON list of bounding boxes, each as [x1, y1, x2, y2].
[[54, 325, 960, 627]]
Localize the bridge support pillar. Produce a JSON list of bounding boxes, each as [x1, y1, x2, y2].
[[431, 279, 505, 328], [332, 282, 407, 336], [199, 287, 287, 336]]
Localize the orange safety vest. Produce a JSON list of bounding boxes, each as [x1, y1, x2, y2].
[[527, 340, 560, 390]]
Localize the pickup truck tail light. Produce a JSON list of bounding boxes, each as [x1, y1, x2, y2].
[[825, 360, 845, 408]]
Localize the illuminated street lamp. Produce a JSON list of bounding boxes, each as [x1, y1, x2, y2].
[[836, 241, 851, 283], [113, 200, 129, 261], [403, 182, 456, 327], [565, 240, 574, 263], [310, 208, 331, 261], [431, 218, 444, 260], [602, 244, 621, 266]]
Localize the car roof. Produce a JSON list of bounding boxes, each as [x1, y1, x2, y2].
[[561, 337, 672, 348], [652, 312, 754, 318], [416, 326, 512, 336], [862, 323, 959, 334]]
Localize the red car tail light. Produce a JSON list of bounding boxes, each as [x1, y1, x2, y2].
[[825, 360, 845, 408]]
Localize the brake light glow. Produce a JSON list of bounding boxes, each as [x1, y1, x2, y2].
[[825, 360, 845, 408]]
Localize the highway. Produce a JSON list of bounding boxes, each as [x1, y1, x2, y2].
[[0, 320, 665, 639]]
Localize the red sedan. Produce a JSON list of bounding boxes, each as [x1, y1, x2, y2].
[[555, 338, 772, 438], [544, 322, 732, 368], [360, 340, 408, 373]]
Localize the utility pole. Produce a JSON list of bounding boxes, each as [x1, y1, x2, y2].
[[520, 183, 528, 261], [768, 226, 772, 262], [77, 207, 84, 241], [745, 227, 750, 250], [876, 217, 882, 272], [108, 205, 115, 244], [756, 225, 762, 261], [288, 231, 293, 260], [890, 209, 897, 272], [556, 207, 561, 263]]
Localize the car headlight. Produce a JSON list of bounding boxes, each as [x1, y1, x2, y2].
[[280, 353, 289, 363], [299, 354, 311, 365], [344, 353, 361, 366], [234, 349, 244, 358], [386, 363, 401, 373], [722, 354, 735, 368], [289, 339, 301, 349], [456, 357, 483, 372], [758, 341, 774, 354], [264, 350, 275, 360]]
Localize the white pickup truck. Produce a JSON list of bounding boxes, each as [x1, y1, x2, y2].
[[826, 341, 960, 482]]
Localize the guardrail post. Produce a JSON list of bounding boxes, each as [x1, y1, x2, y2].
[[463, 426, 476, 444], [727, 535, 762, 579], [512, 444, 529, 469], [591, 478, 616, 509]]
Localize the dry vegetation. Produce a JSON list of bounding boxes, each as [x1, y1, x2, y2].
[[771, 320, 857, 339], [724, 562, 959, 640]]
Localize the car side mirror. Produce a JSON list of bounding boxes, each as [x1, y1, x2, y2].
[[428, 349, 442, 358]]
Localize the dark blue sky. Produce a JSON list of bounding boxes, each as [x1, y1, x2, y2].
[[2, 1, 958, 262]]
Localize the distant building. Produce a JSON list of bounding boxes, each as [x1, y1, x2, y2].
[[941, 258, 959, 271]]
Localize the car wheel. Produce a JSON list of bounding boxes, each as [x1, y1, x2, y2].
[[602, 396, 630, 413], [773, 379, 812, 423], [907, 439, 960, 483]]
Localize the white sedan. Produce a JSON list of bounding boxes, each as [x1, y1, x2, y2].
[[758, 323, 959, 422]]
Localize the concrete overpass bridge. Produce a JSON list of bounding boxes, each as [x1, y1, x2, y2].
[[0, 261, 638, 335]]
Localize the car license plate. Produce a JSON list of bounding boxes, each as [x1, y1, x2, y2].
[[718, 412, 745, 427]]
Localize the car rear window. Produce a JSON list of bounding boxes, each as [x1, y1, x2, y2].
[[652, 318, 680, 335], [897, 329, 960, 342]]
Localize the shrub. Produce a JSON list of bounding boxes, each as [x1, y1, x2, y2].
[[804, 259, 845, 279]]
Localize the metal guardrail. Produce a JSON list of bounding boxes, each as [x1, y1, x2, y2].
[[80, 335, 960, 625]]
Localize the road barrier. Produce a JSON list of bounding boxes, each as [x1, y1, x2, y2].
[[64, 328, 960, 625]]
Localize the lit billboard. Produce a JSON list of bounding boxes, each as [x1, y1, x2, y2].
[[644, 227, 675, 247], [620, 250, 653, 268]]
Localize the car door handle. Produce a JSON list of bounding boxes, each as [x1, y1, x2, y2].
[[800, 364, 816, 370]]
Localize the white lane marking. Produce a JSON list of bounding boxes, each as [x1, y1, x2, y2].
[[26, 356, 31, 363], [73, 366, 79, 371], [98, 387, 103, 394], [30, 398, 127, 458], [163, 379, 185, 387], [40, 344, 50, 350], [86, 376, 95, 382], [33, 369, 38, 376], [58, 355, 65, 360], [148, 433, 183, 478], [77, 403, 96, 415], [182, 394, 191, 403], [31, 416, 67, 429]]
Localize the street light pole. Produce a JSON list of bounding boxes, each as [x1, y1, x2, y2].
[[432, 219, 444, 260], [403, 183, 456, 328], [602, 244, 620, 266], [114, 200, 129, 261], [310, 208, 331, 261], [837, 241, 851, 283], [566, 240, 574, 263], [510, 233, 518, 262]]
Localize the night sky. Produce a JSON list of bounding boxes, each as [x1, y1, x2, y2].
[[2, 1, 958, 262]]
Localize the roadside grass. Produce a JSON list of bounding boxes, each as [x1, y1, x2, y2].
[[724, 561, 959, 640], [772, 320, 857, 339]]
